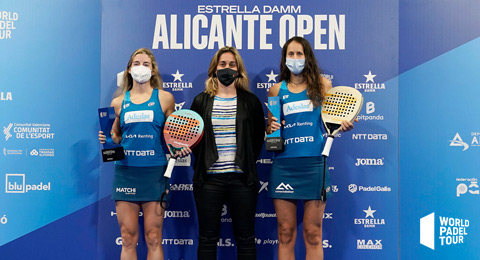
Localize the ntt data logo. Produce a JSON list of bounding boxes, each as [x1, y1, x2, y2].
[[163, 69, 193, 91], [420, 212, 470, 250]]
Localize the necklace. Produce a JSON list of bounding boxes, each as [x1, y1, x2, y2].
[[289, 79, 305, 85]]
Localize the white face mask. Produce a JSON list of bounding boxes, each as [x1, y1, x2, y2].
[[130, 65, 152, 84], [286, 58, 305, 75]]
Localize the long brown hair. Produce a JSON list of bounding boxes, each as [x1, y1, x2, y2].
[[279, 37, 325, 106], [204, 46, 250, 97], [121, 48, 163, 93]]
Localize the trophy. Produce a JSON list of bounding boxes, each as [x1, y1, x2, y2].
[[266, 96, 284, 151], [98, 107, 125, 162]]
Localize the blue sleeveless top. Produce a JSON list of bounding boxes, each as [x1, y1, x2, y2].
[[115, 88, 168, 167], [275, 80, 325, 159]]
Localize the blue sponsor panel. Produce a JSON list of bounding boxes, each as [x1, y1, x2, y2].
[[0, 0, 101, 250], [98, 0, 400, 258], [399, 29, 480, 260]]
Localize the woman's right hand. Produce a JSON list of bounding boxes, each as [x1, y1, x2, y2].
[[98, 131, 106, 144], [268, 116, 283, 134]]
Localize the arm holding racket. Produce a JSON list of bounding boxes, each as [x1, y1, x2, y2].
[[321, 86, 363, 157], [163, 109, 205, 178]]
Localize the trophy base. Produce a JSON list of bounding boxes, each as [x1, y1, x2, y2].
[[266, 137, 284, 152], [102, 147, 125, 162]]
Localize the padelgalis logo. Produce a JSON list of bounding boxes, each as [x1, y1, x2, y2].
[[420, 212, 470, 250]]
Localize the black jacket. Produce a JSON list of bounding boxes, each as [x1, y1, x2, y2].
[[190, 88, 266, 187]]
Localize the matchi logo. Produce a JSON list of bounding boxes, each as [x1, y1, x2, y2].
[[275, 182, 294, 193], [163, 69, 193, 91], [449, 132, 480, 151], [354, 70, 386, 92], [420, 212, 470, 250]]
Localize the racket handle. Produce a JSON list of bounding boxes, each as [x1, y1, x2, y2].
[[321, 136, 335, 157], [164, 157, 176, 178]]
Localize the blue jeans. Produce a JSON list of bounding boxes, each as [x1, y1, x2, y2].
[[194, 173, 258, 260]]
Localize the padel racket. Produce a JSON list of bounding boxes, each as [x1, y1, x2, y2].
[[163, 109, 204, 178], [321, 86, 363, 157]]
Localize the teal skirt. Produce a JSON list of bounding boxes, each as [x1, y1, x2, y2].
[[268, 156, 333, 200], [112, 165, 167, 201]]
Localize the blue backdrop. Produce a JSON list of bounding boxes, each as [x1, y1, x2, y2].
[[0, 0, 479, 259]]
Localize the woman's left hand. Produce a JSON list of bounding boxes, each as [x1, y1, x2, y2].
[[340, 119, 358, 132], [175, 147, 192, 158]]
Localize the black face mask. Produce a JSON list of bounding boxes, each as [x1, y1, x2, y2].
[[216, 68, 238, 86]]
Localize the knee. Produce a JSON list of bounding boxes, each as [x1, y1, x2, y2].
[[198, 230, 220, 248], [120, 229, 138, 249], [277, 224, 296, 245], [145, 228, 161, 248], [303, 225, 322, 246]]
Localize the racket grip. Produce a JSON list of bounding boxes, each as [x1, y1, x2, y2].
[[321, 136, 334, 157], [164, 158, 176, 178]]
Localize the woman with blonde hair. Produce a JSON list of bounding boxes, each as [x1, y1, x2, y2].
[[99, 48, 188, 259]]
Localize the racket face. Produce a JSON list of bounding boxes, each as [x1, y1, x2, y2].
[[163, 109, 204, 153], [321, 86, 363, 124]]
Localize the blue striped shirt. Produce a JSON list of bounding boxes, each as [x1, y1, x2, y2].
[[207, 96, 243, 174]]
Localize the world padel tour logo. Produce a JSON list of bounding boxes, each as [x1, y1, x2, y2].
[[256, 70, 278, 91], [354, 70, 386, 92], [1, 11, 18, 40], [3, 123, 55, 141], [449, 132, 480, 151], [163, 69, 193, 91], [420, 212, 470, 250]]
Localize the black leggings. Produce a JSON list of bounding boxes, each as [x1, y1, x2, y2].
[[194, 173, 258, 260]]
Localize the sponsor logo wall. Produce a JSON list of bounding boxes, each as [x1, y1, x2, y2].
[[1, 0, 479, 259]]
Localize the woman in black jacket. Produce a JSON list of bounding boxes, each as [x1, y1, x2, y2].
[[190, 46, 265, 260]]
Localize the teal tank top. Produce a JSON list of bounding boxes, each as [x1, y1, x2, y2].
[[275, 80, 325, 158], [116, 88, 168, 166]]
